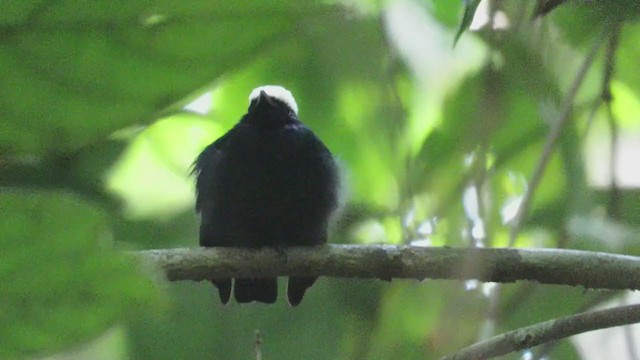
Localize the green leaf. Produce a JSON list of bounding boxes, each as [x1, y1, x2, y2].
[[409, 67, 505, 208], [549, 4, 604, 48], [0, 0, 336, 155], [454, 0, 481, 46], [0, 190, 157, 358], [551, 2, 640, 50], [618, 23, 640, 100], [425, 0, 465, 28]]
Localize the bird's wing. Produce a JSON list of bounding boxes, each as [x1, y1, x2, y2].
[[289, 124, 334, 159], [191, 131, 233, 213], [288, 124, 342, 206]]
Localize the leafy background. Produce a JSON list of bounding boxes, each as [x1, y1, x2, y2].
[[1, 0, 640, 359]]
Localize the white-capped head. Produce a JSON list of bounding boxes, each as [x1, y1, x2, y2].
[[249, 85, 298, 115]]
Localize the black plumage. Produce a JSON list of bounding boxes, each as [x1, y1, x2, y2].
[[193, 86, 340, 306]]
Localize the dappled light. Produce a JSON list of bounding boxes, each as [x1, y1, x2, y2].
[[2, 0, 640, 359]]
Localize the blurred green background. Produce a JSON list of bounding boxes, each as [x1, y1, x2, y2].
[[2, 0, 640, 359]]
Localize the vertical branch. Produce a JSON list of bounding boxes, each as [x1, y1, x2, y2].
[[481, 284, 502, 340], [378, 15, 412, 244], [605, 104, 620, 216], [479, 22, 609, 343], [601, 22, 623, 219], [254, 330, 263, 360], [599, 20, 636, 360], [476, 65, 500, 341], [582, 99, 602, 137], [620, 296, 640, 360], [468, 64, 497, 249], [472, 155, 489, 248], [507, 24, 609, 247]]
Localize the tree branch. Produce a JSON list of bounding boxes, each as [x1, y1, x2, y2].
[[137, 245, 640, 290], [442, 303, 640, 360], [507, 23, 609, 246]]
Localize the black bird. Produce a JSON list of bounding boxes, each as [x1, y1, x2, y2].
[[193, 85, 340, 306]]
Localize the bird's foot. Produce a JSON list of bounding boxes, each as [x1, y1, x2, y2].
[[275, 245, 288, 263]]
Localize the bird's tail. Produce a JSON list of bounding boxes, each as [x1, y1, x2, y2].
[[287, 276, 317, 306], [234, 278, 278, 304], [210, 278, 232, 304]]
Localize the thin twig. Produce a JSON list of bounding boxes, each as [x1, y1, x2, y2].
[[254, 330, 263, 360], [442, 303, 640, 360], [583, 98, 602, 137], [530, 23, 628, 360], [474, 59, 501, 342], [602, 22, 623, 219], [480, 20, 608, 343], [507, 24, 610, 246], [599, 20, 636, 360], [620, 297, 640, 360], [481, 283, 502, 340], [606, 103, 620, 216], [531, 290, 619, 359], [378, 14, 411, 244]]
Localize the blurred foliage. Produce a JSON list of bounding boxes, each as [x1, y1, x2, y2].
[[454, 0, 482, 45], [2, 0, 640, 359], [0, 191, 157, 358]]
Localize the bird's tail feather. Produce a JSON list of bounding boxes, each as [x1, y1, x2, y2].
[[287, 276, 317, 306], [210, 278, 232, 304], [234, 278, 278, 304]]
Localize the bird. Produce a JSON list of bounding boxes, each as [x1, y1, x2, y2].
[[192, 85, 341, 306]]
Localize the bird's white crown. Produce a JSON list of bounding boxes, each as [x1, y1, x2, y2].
[[249, 85, 298, 115]]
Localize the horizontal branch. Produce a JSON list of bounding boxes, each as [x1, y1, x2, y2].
[[136, 245, 640, 290], [442, 303, 640, 360]]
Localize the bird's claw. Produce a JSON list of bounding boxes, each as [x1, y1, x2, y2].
[[275, 245, 288, 263]]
